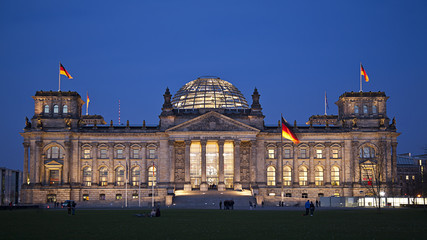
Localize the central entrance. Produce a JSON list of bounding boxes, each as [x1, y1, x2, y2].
[[206, 141, 219, 188]]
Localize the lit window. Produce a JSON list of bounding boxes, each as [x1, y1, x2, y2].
[[299, 167, 308, 186], [116, 194, 122, 200], [131, 167, 140, 186], [63, 105, 68, 114], [316, 149, 323, 158], [83, 149, 91, 159], [53, 105, 59, 114], [284, 149, 291, 159], [83, 194, 89, 201], [331, 166, 340, 186], [332, 149, 339, 159], [334, 191, 340, 197], [132, 193, 138, 199], [115, 167, 124, 186], [49, 170, 60, 185], [268, 149, 275, 159], [363, 105, 368, 114], [99, 167, 108, 186], [44, 105, 50, 113], [100, 149, 108, 159], [283, 166, 292, 186], [354, 105, 359, 114], [47, 194, 57, 203], [148, 166, 157, 186], [406, 175, 409, 180], [83, 167, 92, 186], [267, 166, 276, 186], [412, 175, 415, 180], [116, 149, 124, 159], [315, 166, 324, 186]]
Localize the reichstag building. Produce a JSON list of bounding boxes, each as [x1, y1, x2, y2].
[[20, 77, 400, 205]]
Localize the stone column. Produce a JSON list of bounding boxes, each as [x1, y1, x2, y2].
[[92, 143, 98, 185], [184, 140, 191, 191], [391, 142, 398, 183], [218, 140, 225, 191], [169, 140, 175, 184], [349, 141, 358, 184], [233, 140, 242, 190], [124, 142, 130, 186], [293, 144, 298, 186], [63, 141, 71, 184], [35, 141, 43, 184], [29, 140, 36, 184], [70, 140, 79, 185], [141, 143, 147, 185], [250, 140, 257, 186], [325, 142, 331, 185], [23, 142, 29, 185], [108, 143, 114, 184], [276, 142, 283, 186], [200, 140, 207, 191], [308, 142, 314, 186]]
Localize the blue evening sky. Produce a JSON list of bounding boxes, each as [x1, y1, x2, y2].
[[1, 0, 426, 170]]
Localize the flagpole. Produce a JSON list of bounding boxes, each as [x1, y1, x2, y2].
[[58, 62, 61, 92], [280, 114, 284, 206], [360, 62, 362, 92], [86, 92, 89, 115], [324, 91, 327, 115]]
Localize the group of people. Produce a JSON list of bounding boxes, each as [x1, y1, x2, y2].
[[304, 200, 315, 216], [150, 206, 161, 217], [219, 200, 234, 210], [67, 201, 76, 215]]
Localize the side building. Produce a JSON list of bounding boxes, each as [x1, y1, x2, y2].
[[20, 77, 400, 205], [0, 167, 22, 206]]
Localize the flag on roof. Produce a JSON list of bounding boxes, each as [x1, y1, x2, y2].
[[282, 116, 300, 144]]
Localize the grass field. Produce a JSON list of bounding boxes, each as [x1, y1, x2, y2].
[[1, 208, 426, 240]]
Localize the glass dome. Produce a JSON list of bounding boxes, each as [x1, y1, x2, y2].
[[172, 77, 249, 110]]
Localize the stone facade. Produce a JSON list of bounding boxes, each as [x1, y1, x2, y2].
[[20, 79, 400, 205]]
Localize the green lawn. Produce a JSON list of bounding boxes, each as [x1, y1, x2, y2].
[[1, 208, 426, 240]]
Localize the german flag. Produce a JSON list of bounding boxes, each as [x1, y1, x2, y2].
[[282, 116, 300, 144], [60, 63, 73, 79], [360, 64, 369, 82]]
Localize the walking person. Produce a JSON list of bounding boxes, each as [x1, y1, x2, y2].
[[310, 201, 315, 216], [219, 201, 222, 210], [316, 200, 319, 208], [304, 200, 310, 216]]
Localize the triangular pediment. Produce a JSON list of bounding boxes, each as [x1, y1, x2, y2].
[[166, 111, 260, 133]]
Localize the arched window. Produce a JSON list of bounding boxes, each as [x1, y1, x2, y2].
[[360, 146, 375, 159], [131, 167, 140, 186], [267, 166, 276, 186], [44, 105, 50, 113], [53, 105, 59, 114], [148, 165, 157, 186], [99, 167, 108, 186], [331, 166, 340, 186], [83, 167, 92, 186], [283, 166, 292, 186], [299, 166, 308, 186], [47, 146, 62, 159], [354, 105, 359, 114], [115, 167, 124, 186], [315, 166, 324, 186], [363, 105, 368, 114], [63, 105, 68, 114], [372, 105, 377, 114]]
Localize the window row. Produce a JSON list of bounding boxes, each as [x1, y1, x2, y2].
[[81, 166, 157, 187], [354, 104, 377, 115], [272, 192, 340, 198], [81, 146, 157, 159], [267, 147, 341, 159], [267, 166, 340, 186], [44, 104, 68, 114]]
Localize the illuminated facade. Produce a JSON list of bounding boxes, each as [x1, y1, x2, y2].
[[20, 77, 400, 205]]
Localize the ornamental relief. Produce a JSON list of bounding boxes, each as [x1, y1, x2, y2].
[[240, 143, 250, 183], [174, 145, 185, 182]]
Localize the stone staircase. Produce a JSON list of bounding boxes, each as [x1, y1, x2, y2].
[[170, 189, 256, 209]]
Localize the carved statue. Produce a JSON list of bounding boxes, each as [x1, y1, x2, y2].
[[390, 117, 396, 128], [379, 118, 385, 127], [37, 117, 43, 128], [65, 118, 71, 128], [352, 118, 357, 128], [25, 117, 31, 128]]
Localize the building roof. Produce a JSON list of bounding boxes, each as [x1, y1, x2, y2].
[[171, 77, 249, 110], [339, 91, 386, 98], [35, 90, 81, 97]]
